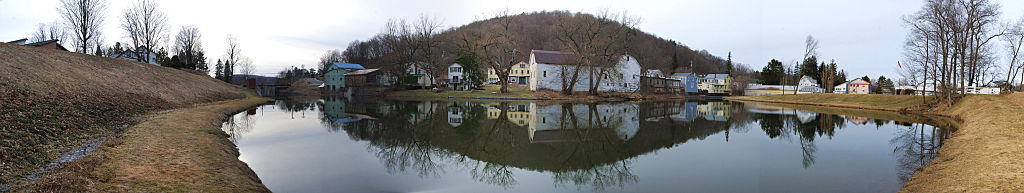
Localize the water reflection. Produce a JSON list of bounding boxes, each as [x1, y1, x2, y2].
[[222, 98, 952, 192]]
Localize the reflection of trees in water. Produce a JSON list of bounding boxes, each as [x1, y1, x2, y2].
[[750, 106, 950, 174], [328, 101, 660, 190], [890, 123, 948, 184], [551, 159, 637, 191], [753, 110, 848, 168], [223, 107, 258, 143]]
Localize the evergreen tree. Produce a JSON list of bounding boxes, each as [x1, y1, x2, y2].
[[726, 52, 733, 74], [759, 59, 785, 85], [454, 52, 484, 89], [671, 51, 679, 70], [799, 56, 819, 81], [214, 59, 224, 80], [861, 76, 871, 83], [195, 51, 208, 73]]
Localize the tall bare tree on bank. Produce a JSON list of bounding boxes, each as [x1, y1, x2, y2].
[[414, 15, 450, 86], [238, 57, 255, 78], [804, 35, 820, 60], [460, 9, 521, 93], [121, 0, 168, 64], [1003, 16, 1024, 89], [174, 26, 203, 69], [223, 35, 242, 83], [318, 49, 343, 75], [553, 10, 640, 95], [58, 0, 107, 53], [902, 0, 1003, 105]]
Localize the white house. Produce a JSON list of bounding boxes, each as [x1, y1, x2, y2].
[[797, 76, 823, 93], [833, 82, 848, 94], [447, 63, 469, 90], [110, 47, 159, 65], [528, 50, 641, 92], [405, 62, 434, 87]]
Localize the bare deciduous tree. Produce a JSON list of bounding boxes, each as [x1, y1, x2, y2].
[[553, 9, 640, 95], [121, 0, 168, 64], [1003, 16, 1024, 88], [902, 0, 1004, 104], [58, 0, 107, 53], [413, 14, 450, 86], [318, 49, 343, 74], [174, 26, 203, 69], [238, 57, 255, 77], [224, 35, 242, 82], [460, 9, 521, 93], [804, 35, 820, 60]]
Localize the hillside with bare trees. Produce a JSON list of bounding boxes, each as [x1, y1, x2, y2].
[[338, 11, 740, 90]]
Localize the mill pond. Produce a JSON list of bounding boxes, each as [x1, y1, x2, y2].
[[220, 98, 951, 193]]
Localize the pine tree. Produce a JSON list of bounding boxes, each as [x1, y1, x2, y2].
[[671, 51, 679, 70], [726, 52, 733, 74], [214, 59, 224, 80]]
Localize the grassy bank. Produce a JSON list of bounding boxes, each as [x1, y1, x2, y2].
[[728, 93, 934, 112], [18, 92, 272, 192], [0, 43, 246, 188], [727, 93, 1024, 192]]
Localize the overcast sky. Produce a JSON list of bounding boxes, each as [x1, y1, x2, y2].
[[2, 0, 1023, 79]]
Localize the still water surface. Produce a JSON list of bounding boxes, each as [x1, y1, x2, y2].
[[221, 98, 950, 193]]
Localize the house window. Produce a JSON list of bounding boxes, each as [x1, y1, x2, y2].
[[543, 71, 547, 77]]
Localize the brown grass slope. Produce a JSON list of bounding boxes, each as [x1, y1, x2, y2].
[[0, 43, 245, 185], [728, 93, 934, 112], [900, 94, 1024, 192]]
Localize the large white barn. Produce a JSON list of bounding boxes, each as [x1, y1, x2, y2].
[[528, 50, 642, 92]]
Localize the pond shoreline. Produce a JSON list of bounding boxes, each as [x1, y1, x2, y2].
[[18, 91, 273, 192], [727, 94, 1024, 192]]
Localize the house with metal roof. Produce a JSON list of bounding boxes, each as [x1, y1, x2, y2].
[[528, 50, 642, 92], [698, 74, 732, 95], [670, 73, 699, 93], [7, 39, 69, 52], [110, 47, 159, 65], [323, 62, 366, 92]]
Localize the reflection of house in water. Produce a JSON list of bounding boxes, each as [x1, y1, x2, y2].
[[485, 104, 532, 127], [447, 102, 468, 127], [743, 103, 820, 123], [845, 115, 870, 125], [409, 101, 438, 124], [670, 102, 699, 122], [697, 102, 731, 121], [322, 97, 362, 125], [527, 103, 640, 143]]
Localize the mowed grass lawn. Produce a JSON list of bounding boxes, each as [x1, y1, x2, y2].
[[729, 93, 935, 111], [391, 84, 535, 98]]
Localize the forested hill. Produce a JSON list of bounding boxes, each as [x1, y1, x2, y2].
[[343, 11, 733, 74]]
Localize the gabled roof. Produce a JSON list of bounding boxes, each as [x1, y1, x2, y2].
[[532, 50, 577, 65], [703, 74, 730, 79], [671, 73, 695, 77], [330, 62, 365, 70], [25, 39, 58, 47], [7, 38, 28, 45], [849, 79, 870, 85]]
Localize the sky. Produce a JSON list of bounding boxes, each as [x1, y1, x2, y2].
[[2, 0, 1024, 79]]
